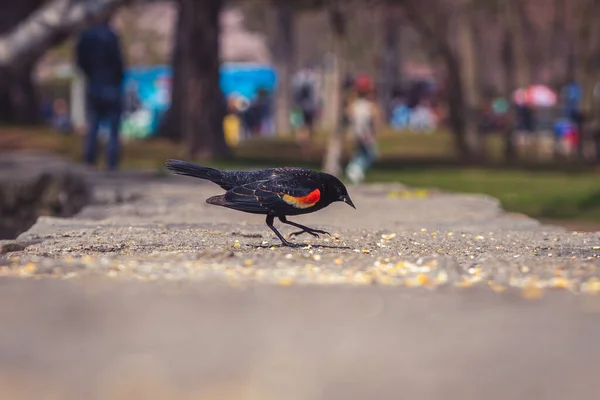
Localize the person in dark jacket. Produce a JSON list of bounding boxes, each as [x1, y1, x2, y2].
[[75, 14, 125, 170]]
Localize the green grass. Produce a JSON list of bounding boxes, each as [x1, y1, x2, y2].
[[2, 126, 600, 223], [366, 168, 600, 221]]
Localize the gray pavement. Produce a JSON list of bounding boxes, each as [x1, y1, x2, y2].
[[1, 166, 600, 399]]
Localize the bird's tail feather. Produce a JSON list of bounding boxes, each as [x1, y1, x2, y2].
[[165, 159, 228, 187]]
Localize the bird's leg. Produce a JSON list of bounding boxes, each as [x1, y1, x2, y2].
[[279, 216, 331, 238], [266, 215, 303, 247]]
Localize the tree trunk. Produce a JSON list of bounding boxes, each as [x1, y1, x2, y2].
[[0, 63, 39, 124], [575, 0, 596, 160], [455, 0, 484, 162], [322, 0, 346, 176], [508, 0, 530, 89], [402, 0, 482, 161], [501, 0, 530, 162], [156, 5, 184, 141], [444, 57, 470, 159], [501, 32, 517, 161], [549, 0, 567, 83], [379, 2, 401, 120], [273, 2, 294, 136], [0, 0, 43, 124], [172, 0, 229, 160]]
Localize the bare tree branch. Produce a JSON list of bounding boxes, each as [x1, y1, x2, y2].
[[0, 0, 127, 70]]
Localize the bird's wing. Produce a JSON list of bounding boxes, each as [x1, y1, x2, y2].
[[222, 176, 322, 214]]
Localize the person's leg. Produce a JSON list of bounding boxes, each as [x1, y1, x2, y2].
[[106, 108, 122, 170], [297, 110, 312, 153], [348, 140, 370, 184], [84, 104, 101, 166], [363, 141, 378, 170]]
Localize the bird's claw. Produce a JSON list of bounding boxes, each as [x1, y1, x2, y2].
[[288, 230, 317, 239], [288, 228, 331, 239]]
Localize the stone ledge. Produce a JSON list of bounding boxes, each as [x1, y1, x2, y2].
[[0, 152, 91, 239]]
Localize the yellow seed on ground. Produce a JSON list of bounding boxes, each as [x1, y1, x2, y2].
[[233, 242, 241, 248], [244, 259, 254, 266], [552, 277, 571, 289], [278, 277, 294, 286], [362, 249, 370, 254], [435, 271, 449, 284], [334, 258, 344, 265], [405, 273, 430, 287], [353, 272, 374, 285], [456, 279, 472, 288], [488, 281, 507, 293], [18, 263, 37, 276], [23, 263, 37, 273], [583, 278, 600, 293], [375, 274, 395, 285], [522, 283, 543, 299]]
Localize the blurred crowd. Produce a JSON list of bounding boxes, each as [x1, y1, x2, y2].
[[39, 12, 597, 175]]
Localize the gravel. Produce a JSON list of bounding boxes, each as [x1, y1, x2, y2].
[[3, 172, 600, 294]]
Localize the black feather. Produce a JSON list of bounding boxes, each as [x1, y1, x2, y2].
[[165, 159, 232, 190]]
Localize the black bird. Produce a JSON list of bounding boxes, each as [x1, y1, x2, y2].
[[165, 159, 355, 247]]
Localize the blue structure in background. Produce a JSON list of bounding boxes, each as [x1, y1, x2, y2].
[[120, 63, 277, 140], [220, 63, 277, 102]]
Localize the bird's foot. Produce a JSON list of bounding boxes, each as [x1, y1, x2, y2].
[[288, 228, 331, 239], [279, 239, 306, 247]]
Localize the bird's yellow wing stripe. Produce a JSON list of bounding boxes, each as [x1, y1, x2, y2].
[[282, 188, 321, 209]]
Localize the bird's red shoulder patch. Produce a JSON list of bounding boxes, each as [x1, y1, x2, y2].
[[282, 188, 321, 209]]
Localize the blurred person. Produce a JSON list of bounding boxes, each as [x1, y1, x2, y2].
[[75, 12, 125, 171], [51, 98, 73, 135], [40, 96, 53, 124], [512, 86, 535, 153], [223, 95, 242, 147], [292, 66, 320, 151], [561, 78, 582, 125], [408, 99, 437, 134], [491, 94, 510, 131], [345, 74, 381, 185], [255, 87, 273, 137], [389, 84, 411, 130], [341, 74, 355, 130], [242, 93, 263, 138]]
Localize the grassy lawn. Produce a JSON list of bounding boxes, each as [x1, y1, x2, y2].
[[2, 127, 600, 224], [366, 167, 600, 221]]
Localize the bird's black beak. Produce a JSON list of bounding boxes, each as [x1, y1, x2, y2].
[[341, 195, 356, 209]]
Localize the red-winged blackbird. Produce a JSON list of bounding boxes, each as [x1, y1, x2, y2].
[[165, 159, 355, 247]]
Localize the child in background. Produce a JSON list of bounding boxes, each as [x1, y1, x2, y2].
[[52, 98, 73, 135], [345, 74, 381, 185]]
